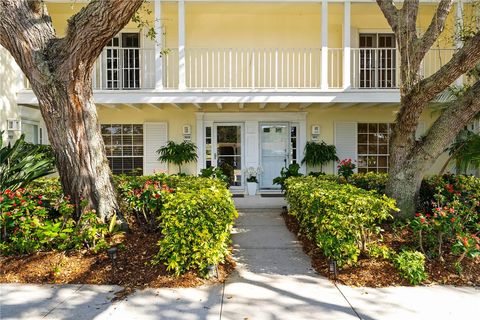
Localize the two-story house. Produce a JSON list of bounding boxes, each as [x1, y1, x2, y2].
[[0, 0, 478, 193]]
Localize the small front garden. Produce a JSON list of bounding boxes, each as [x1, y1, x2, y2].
[[0, 174, 237, 288], [283, 172, 479, 287]]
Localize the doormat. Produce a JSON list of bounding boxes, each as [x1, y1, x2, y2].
[[260, 194, 284, 198], [232, 194, 245, 198]]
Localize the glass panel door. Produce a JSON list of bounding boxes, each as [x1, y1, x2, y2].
[[260, 123, 290, 189], [214, 124, 243, 188]]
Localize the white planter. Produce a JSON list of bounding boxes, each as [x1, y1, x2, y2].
[[247, 182, 258, 196]]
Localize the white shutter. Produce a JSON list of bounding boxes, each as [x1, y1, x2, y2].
[[245, 121, 259, 169], [144, 122, 168, 174], [335, 122, 357, 173]]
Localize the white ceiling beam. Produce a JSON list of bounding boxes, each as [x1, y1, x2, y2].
[[124, 103, 142, 111], [171, 103, 182, 109], [299, 103, 312, 109], [279, 103, 289, 109], [147, 103, 164, 110], [216, 103, 223, 110], [193, 103, 202, 109], [239, 103, 245, 109], [259, 103, 267, 109]]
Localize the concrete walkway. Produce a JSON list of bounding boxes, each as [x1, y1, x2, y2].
[[1, 203, 479, 319]]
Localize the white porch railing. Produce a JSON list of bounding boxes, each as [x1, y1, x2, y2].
[[92, 48, 155, 90], [183, 48, 323, 89], [21, 47, 457, 92]]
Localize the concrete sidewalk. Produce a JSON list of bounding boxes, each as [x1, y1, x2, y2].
[[1, 206, 479, 320]]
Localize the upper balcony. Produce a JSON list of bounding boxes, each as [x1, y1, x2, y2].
[[19, 0, 465, 105], [83, 46, 454, 91]]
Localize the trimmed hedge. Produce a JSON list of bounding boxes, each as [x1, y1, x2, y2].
[[285, 176, 398, 267], [116, 174, 238, 276]]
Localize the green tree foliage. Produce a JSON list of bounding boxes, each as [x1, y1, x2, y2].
[[156, 141, 198, 174]]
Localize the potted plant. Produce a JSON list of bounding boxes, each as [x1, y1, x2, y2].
[[245, 166, 261, 196], [156, 141, 198, 174], [337, 158, 356, 179], [301, 141, 339, 173]]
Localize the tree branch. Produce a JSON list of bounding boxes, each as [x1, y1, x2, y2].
[[53, 0, 144, 73], [376, 0, 400, 33], [409, 31, 480, 106], [414, 80, 480, 168], [416, 0, 454, 61]]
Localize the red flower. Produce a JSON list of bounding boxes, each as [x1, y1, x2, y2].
[[415, 213, 420, 217], [420, 218, 426, 224], [38, 200, 43, 205], [38, 195, 43, 199], [450, 217, 456, 223], [461, 237, 469, 247], [154, 193, 161, 199], [445, 184, 454, 193], [0, 196, 3, 202]]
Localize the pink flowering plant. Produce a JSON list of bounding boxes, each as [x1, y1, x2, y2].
[[337, 159, 356, 179], [0, 187, 108, 254]]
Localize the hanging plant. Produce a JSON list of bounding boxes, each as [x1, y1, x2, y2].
[[301, 141, 339, 173]]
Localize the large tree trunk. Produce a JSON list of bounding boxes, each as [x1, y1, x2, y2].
[[0, 0, 144, 223], [32, 73, 118, 221], [376, 0, 480, 218]]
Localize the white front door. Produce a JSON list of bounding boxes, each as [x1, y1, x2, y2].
[[259, 123, 291, 189], [213, 123, 243, 189]]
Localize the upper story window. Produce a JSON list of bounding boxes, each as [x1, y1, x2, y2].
[[21, 120, 39, 144], [359, 33, 397, 89], [105, 33, 140, 90]]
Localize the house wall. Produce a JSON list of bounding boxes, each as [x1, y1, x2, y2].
[[0, 47, 22, 145]]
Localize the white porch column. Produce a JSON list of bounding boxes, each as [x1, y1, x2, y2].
[[343, 0, 351, 89], [455, 0, 464, 86], [321, 0, 329, 90], [178, 0, 186, 90], [196, 113, 205, 173], [154, 0, 163, 90]]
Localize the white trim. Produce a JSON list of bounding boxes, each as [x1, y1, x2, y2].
[[200, 112, 307, 122], [196, 113, 205, 173], [321, 0, 329, 90], [343, 0, 351, 89], [154, 0, 163, 90], [178, 0, 186, 90]]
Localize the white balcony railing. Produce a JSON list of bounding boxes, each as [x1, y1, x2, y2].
[[92, 48, 155, 90], [22, 47, 456, 92], [183, 48, 323, 89]]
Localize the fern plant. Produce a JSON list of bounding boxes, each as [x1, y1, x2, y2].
[[157, 141, 198, 174], [301, 141, 339, 173], [0, 132, 55, 192]]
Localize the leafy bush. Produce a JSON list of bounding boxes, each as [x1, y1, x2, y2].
[[0, 133, 55, 192], [0, 188, 108, 254], [273, 163, 303, 191], [393, 250, 427, 285], [152, 180, 237, 276], [199, 166, 229, 187], [285, 176, 398, 267], [348, 172, 389, 194]]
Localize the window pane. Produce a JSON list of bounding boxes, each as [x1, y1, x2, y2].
[[132, 125, 143, 134], [122, 124, 133, 134], [122, 135, 133, 145], [358, 144, 368, 154], [358, 123, 368, 133], [132, 136, 143, 145], [358, 134, 368, 143]]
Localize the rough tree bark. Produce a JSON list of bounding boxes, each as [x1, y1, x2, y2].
[[376, 0, 480, 218], [0, 0, 144, 223]]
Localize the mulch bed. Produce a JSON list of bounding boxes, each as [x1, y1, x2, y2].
[[0, 222, 235, 293], [282, 212, 480, 287]]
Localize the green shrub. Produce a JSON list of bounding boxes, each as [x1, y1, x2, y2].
[[152, 183, 237, 276], [273, 163, 303, 191], [199, 166, 229, 187], [0, 188, 108, 254], [285, 176, 397, 267], [348, 172, 389, 194], [393, 250, 427, 285], [368, 243, 395, 260]]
